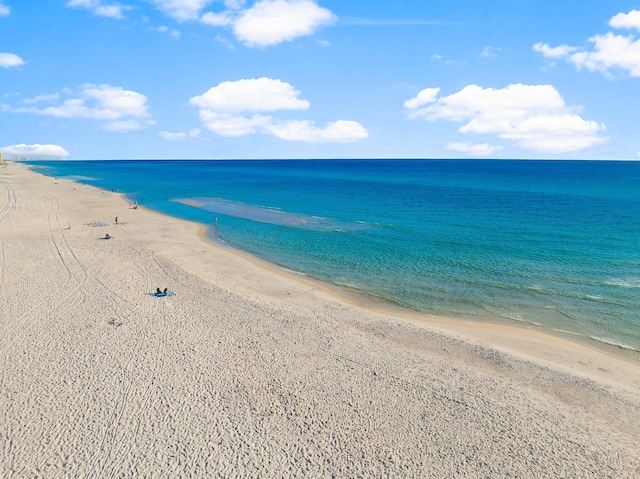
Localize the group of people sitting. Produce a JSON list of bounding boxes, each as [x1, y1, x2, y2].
[[155, 288, 169, 297]]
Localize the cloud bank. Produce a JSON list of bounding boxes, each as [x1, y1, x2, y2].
[[405, 83, 607, 154], [534, 9, 640, 77], [233, 0, 336, 47], [1, 144, 70, 159], [190, 77, 367, 142]]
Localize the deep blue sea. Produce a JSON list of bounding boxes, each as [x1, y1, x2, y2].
[[28, 159, 640, 352]]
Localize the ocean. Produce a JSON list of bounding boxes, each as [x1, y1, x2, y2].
[[28, 159, 640, 352]]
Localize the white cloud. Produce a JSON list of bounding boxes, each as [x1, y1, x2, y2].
[[609, 10, 640, 31], [0, 52, 26, 68], [149, 0, 212, 21], [0, 3, 10, 16], [568, 33, 640, 77], [1, 144, 70, 159], [233, 0, 336, 47], [201, 11, 233, 26], [403, 88, 440, 110], [189, 77, 310, 112], [190, 77, 367, 142], [154, 25, 182, 39], [532, 42, 578, 58], [4, 84, 153, 131], [96, 5, 128, 19], [197, 112, 273, 136], [265, 119, 368, 142], [158, 128, 202, 140], [534, 10, 640, 77], [446, 142, 503, 157], [405, 83, 607, 153], [66, 0, 131, 19], [23, 93, 61, 104]]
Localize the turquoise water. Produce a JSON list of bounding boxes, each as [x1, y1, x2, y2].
[[28, 159, 640, 351]]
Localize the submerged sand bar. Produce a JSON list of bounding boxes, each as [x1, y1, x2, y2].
[[1, 162, 639, 478]]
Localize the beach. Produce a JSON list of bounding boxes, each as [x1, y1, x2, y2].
[[1, 162, 639, 478]]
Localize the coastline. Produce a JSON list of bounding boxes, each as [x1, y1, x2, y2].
[[1, 161, 639, 477], [197, 227, 640, 397]]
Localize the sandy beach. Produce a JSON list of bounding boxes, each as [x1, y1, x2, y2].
[[1, 161, 639, 478]]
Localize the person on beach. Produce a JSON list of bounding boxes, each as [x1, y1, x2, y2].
[[163, 288, 168, 295], [104, 233, 111, 240], [115, 216, 118, 225]]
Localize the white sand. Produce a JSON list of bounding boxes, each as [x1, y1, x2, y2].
[[1, 162, 639, 478]]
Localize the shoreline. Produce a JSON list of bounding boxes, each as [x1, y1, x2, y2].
[[198, 207, 640, 367], [2, 160, 639, 477], [203, 230, 640, 389], [23, 161, 640, 380], [30, 159, 640, 358]]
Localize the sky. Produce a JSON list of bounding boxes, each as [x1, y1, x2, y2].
[[1, 0, 640, 160]]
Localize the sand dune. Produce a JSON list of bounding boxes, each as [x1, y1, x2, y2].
[[1, 162, 639, 478]]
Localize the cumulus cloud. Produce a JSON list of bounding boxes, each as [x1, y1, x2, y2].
[[446, 142, 503, 157], [609, 10, 640, 31], [404, 83, 607, 153], [190, 77, 310, 112], [534, 9, 640, 77], [233, 0, 336, 47], [0, 3, 10, 16], [189, 77, 367, 142], [66, 0, 131, 19], [0, 52, 26, 68], [158, 128, 202, 140], [1, 144, 70, 159], [3, 84, 153, 132], [403, 88, 439, 110]]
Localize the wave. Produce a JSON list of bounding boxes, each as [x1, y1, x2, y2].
[[605, 277, 640, 288], [589, 336, 638, 351], [173, 197, 368, 231]]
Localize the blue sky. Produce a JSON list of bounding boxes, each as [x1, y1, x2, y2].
[[1, 1, 639, 160]]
